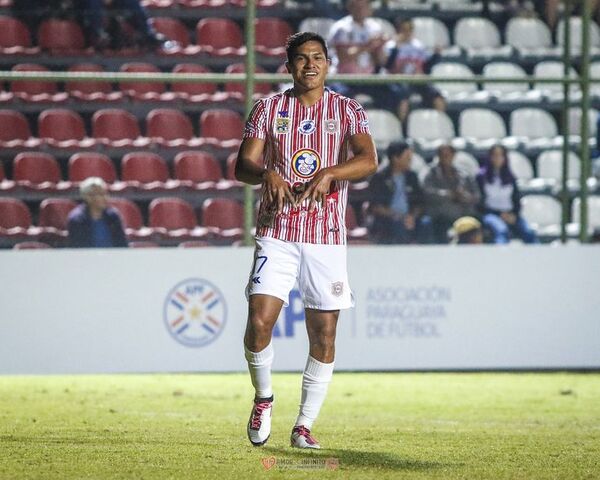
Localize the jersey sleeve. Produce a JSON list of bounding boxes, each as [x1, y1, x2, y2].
[[243, 100, 267, 139], [345, 98, 371, 137]]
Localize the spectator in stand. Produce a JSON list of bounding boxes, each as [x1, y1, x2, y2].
[[368, 141, 433, 244], [11, 0, 76, 30], [67, 177, 128, 248], [476, 145, 538, 244], [81, 0, 175, 50], [422, 144, 481, 243], [380, 17, 446, 126], [450, 216, 484, 245], [327, 0, 389, 107]]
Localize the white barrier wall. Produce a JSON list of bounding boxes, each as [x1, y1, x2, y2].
[[1, 246, 599, 374]]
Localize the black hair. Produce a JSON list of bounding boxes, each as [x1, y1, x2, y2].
[[286, 32, 329, 64], [386, 140, 410, 159]]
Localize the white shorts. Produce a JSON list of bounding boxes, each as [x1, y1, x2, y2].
[[245, 237, 354, 310]]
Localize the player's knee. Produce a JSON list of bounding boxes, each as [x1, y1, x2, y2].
[[248, 313, 275, 338]]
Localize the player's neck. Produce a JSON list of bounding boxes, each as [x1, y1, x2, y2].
[[292, 85, 325, 107]]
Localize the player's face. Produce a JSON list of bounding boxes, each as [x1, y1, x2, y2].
[[287, 41, 329, 92]]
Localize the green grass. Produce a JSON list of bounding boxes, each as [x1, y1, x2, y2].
[[1, 373, 598, 479]]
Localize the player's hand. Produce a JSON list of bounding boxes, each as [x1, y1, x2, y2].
[[263, 170, 295, 212], [297, 169, 334, 212]]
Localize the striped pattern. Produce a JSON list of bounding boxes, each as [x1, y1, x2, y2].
[[244, 88, 370, 245]]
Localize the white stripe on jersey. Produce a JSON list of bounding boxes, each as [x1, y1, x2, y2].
[[243, 88, 371, 245]]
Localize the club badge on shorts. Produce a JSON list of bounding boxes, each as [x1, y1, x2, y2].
[[292, 148, 321, 178], [331, 281, 344, 297], [324, 119, 340, 134]]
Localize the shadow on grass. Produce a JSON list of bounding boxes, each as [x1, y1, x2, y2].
[[262, 446, 447, 472]]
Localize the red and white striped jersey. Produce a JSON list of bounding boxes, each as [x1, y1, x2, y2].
[[243, 88, 371, 245]]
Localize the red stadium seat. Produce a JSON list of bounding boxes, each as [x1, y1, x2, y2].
[[0, 110, 41, 148], [38, 108, 96, 148], [171, 63, 221, 102], [195, 18, 245, 57], [66, 64, 123, 102], [149, 17, 190, 47], [38, 198, 76, 245], [174, 150, 222, 184], [92, 109, 150, 148], [201, 197, 244, 242], [120, 63, 174, 101], [0, 197, 36, 244], [37, 19, 87, 53], [108, 198, 144, 230], [13, 152, 64, 190], [223, 63, 272, 100], [13, 241, 52, 249], [121, 151, 171, 189], [68, 152, 117, 183], [38, 198, 77, 230], [254, 18, 293, 57], [149, 197, 209, 242], [179, 0, 227, 9], [11, 64, 68, 102], [0, 15, 38, 54], [146, 108, 203, 147], [199, 109, 243, 149], [345, 204, 369, 242], [108, 197, 152, 240]]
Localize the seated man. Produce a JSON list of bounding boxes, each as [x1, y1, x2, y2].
[[67, 177, 128, 248], [368, 141, 433, 244], [422, 144, 481, 243]]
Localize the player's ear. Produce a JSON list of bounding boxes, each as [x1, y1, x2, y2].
[[284, 61, 292, 73]]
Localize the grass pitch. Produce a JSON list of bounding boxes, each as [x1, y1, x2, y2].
[[0, 372, 598, 479]]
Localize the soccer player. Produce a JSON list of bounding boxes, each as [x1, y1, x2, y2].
[[235, 32, 378, 449]]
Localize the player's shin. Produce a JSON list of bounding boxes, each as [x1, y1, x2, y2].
[[294, 355, 334, 429]]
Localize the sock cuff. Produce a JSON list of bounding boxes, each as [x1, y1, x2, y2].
[[304, 355, 334, 379], [245, 341, 274, 364]]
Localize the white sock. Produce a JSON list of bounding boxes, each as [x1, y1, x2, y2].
[[295, 355, 334, 429], [244, 342, 274, 399]]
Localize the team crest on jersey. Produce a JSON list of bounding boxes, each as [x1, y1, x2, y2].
[[331, 281, 344, 297], [292, 149, 321, 178], [324, 119, 340, 134], [298, 119, 316, 135]]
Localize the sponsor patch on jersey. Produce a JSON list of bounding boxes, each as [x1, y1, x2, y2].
[[360, 119, 369, 128], [291, 149, 321, 178], [276, 115, 289, 134], [324, 119, 340, 134], [298, 119, 316, 135]]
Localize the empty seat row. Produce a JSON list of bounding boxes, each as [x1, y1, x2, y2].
[[0, 108, 243, 150], [369, 107, 597, 154], [0, 16, 292, 58], [0, 62, 275, 103], [0, 150, 242, 193]]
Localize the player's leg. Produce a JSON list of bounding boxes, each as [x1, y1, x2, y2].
[[291, 309, 339, 449], [291, 242, 352, 449], [244, 238, 300, 446]]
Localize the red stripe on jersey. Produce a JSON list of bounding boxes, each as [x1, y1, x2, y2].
[[243, 88, 371, 245]]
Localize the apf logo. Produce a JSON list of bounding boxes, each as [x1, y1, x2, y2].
[[163, 278, 227, 347], [273, 289, 305, 338]]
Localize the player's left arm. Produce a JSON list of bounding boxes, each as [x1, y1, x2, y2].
[[298, 133, 378, 210]]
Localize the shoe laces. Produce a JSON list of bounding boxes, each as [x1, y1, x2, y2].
[[250, 400, 271, 430], [293, 425, 317, 444]]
